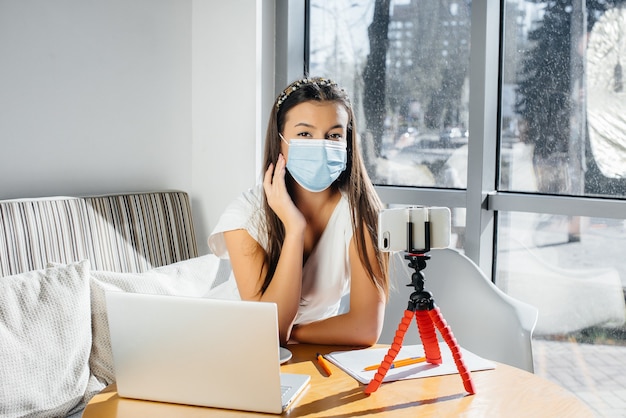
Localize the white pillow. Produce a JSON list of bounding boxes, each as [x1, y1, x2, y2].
[[0, 260, 104, 418], [89, 254, 222, 385]]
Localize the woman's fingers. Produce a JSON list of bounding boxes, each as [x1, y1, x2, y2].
[[263, 156, 282, 206], [273, 153, 286, 186], [264, 154, 286, 190], [264, 161, 275, 187], [263, 154, 305, 231]]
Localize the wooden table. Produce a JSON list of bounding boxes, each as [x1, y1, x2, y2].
[[83, 344, 594, 417]]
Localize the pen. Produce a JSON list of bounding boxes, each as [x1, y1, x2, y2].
[[316, 353, 333, 376], [364, 356, 426, 371]]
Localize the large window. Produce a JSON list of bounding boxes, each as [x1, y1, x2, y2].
[[286, 0, 626, 415]]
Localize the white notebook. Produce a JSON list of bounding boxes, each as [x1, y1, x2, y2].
[[106, 292, 309, 414], [325, 344, 495, 384]]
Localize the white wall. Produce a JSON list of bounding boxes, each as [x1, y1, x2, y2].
[[191, 0, 273, 254], [0, 0, 271, 254]]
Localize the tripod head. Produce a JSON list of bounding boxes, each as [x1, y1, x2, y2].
[[405, 252, 435, 311]]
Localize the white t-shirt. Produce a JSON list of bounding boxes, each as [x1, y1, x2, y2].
[[207, 185, 352, 325]]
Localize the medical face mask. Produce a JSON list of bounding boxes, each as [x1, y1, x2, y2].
[[280, 135, 348, 192]]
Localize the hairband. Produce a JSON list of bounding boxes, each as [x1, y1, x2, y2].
[[275, 77, 339, 109]]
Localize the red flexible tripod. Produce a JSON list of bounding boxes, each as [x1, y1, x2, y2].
[[364, 250, 476, 395]]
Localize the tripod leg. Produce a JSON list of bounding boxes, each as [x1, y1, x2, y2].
[[364, 309, 414, 395], [415, 310, 442, 364], [429, 307, 475, 394]]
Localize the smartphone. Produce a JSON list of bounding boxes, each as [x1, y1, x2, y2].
[[378, 206, 451, 252]]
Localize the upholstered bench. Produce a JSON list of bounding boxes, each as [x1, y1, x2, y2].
[[0, 191, 227, 417]]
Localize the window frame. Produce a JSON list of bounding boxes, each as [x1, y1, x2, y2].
[[275, 0, 626, 281]]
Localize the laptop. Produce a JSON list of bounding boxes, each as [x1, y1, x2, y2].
[[105, 292, 310, 414]]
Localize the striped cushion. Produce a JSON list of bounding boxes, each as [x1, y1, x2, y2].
[[0, 191, 198, 277]]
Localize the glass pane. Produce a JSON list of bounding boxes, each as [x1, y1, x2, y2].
[[309, 0, 471, 189], [501, 0, 626, 198], [497, 211, 626, 416]]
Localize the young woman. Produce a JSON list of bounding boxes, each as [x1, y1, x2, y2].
[[208, 77, 388, 346]]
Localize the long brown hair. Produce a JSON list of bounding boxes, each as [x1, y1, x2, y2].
[[260, 77, 388, 297]]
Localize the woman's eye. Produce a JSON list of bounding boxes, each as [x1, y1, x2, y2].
[[328, 133, 344, 140], [296, 132, 312, 137]]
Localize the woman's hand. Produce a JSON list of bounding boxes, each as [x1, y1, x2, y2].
[[263, 153, 306, 233]]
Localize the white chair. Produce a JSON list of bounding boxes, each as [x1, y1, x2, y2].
[[378, 248, 538, 373]]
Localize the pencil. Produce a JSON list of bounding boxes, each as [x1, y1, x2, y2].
[[364, 356, 426, 371], [316, 353, 333, 376]]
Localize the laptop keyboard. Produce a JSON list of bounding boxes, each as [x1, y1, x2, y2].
[[281, 385, 292, 396]]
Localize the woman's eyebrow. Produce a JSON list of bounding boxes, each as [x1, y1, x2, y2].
[[293, 122, 344, 130]]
